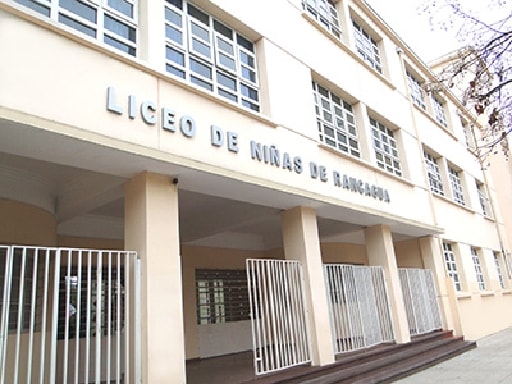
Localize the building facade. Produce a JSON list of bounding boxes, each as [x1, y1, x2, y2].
[[0, 0, 511, 383]]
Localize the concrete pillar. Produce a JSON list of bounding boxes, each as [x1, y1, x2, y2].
[[364, 225, 410, 343], [124, 172, 185, 384], [419, 236, 463, 336], [281, 206, 334, 366]]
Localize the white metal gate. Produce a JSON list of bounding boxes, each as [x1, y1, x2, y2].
[[0, 245, 140, 384], [246, 259, 311, 375], [324, 265, 394, 354], [399, 268, 442, 336]]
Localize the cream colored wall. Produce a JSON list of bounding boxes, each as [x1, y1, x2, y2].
[[181, 245, 266, 359], [57, 235, 123, 250], [394, 239, 423, 268], [0, 198, 56, 246], [320, 242, 367, 265], [457, 292, 512, 340]]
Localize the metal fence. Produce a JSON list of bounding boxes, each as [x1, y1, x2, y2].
[[324, 264, 394, 354], [246, 259, 311, 376], [399, 268, 442, 336], [0, 245, 139, 384]]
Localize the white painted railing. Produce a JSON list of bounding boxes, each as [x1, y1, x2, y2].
[[324, 264, 394, 354], [0, 245, 140, 384], [399, 268, 442, 336], [246, 259, 311, 375]]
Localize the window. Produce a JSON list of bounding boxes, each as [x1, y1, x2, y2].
[[312, 82, 360, 157], [58, 265, 124, 339], [443, 243, 461, 292], [14, 0, 137, 56], [432, 94, 448, 127], [302, 0, 341, 39], [494, 252, 505, 289], [406, 71, 425, 110], [164, 0, 259, 112], [352, 21, 382, 73], [424, 150, 444, 196], [471, 248, 486, 291], [448, 166, 465, 206], [196, 269, 250, 325], [476, 182, 490, 216], [369, 117, 401, 176]]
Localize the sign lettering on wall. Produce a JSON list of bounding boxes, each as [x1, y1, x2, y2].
[[106, 87, 390, 202]]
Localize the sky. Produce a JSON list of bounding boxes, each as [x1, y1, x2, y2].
[[364, 0, 462, 62]]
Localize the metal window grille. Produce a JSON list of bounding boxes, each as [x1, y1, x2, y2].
[[164, 0, 260, 112], [14, 0, 137, 56], [246, 259, 311, 376], [448, 166, 465, 206], [324, 264, 394, 354], [407, 71, 425, 110], [424, 151, 444, 196], [432, 94, 448, 127], [302, 0, 341, 39], [471, 248, 486, 291], [369, 117, 401, 176], [196, 269, 250, 325], [0, 245, 140, 384], [313, 81, 360, 157], [352, 21, 382, 73], [443, 242, 461, 292], [399, 268, 443, 336], [494, 252, 505, 289]]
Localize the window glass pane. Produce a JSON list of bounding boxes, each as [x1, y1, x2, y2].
[[107, 0, 133, 18], [217, 37, 234, 55], [219, 88, 237, 102], [192, 38, 210, 57], [166, 64, 186, 78], [217, 72, 236, 91], [165, 7, 182, 27], [104, 15, 136, 42], [59, 0, 97, 23], [239, 51, 254, 67], [104, 35, 136, 56], [191, 22, 209, 42], [191, 75, 213, 91], [189, 58, 212, 79], [188, 4, 209, 26], [219, 53, 236, 71], [59, 13, 96, 37], [166, 25, 183, 44], [241, 84, 258, 101], [241, 67, 256, 82], [14, 0, 51, 17], [242, 100, 259, 111], [166, 0, 183, 9], [166, 46, 185, 66], [214, 20, 232, 39], [237, 34, 253, 52]]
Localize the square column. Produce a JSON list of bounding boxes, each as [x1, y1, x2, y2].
[[419, 236, 463, 336], [364, 225, 410, 343], [281, 207, 334, 366], [125, 173, 185, 384]]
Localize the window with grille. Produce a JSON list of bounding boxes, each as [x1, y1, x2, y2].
[[432, 94, 448, 127], [494, 252, 505, 289], [370, 117, 401, 176], [14, 0, 137, 56], [196, 269, 250, 325], [313, 81, 360, 157], [352, 21, 382, 73], [448, 166, 465, 206], [164, 0, 259, 112], [443, 243, 461, 292], [302, 0, 341, 39], [424, 150, 444, 196], [406, 71, 425, 110], [57, 266, 124, 339], [471, 248, 486, 291], [476, 182, 490, 216]]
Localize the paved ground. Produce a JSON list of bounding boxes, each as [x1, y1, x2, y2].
[[394, 327, 512, 383]]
